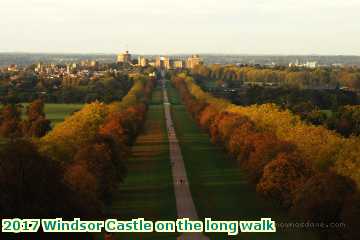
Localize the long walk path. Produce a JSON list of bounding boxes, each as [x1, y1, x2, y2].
[[162, 79, 208, 240]]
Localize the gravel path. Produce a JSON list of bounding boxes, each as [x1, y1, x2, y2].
[[162, 79, 209, 240]]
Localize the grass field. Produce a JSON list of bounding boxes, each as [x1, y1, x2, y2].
[[102, 85, 178, 240], [21, 103, 84, 126], [167, 82, 319, 240], [320, 109, 333, 118]]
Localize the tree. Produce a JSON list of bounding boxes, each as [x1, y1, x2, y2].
[[22, 99, 52, 137], [25, 117, 52, 137], [72, 137, 121, 204], [341, 192, 360, 240], [257, 152, 312, 208], [40, 102, 109, 163], [291, 101, 316, 118], [292, 173, 355, 224], [0, 139, 82, 218], [99, 112, 128, 152], [306, 110, 328, 126], [198, 105, 219, 130], [0, 104, 22, 138], [64, 160, 102, 215], [329, 105, 360, 136], [334, 137, 360, 187], [245, 133, 296, 183], [26, 99, 45, 121]]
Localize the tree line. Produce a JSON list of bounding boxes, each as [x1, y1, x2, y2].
[[0, 71, 134, 104], [191, 65, 360, 137], [0, 99, 52, 139], [0, 74, 156, 239], [205, 85, 360, 137], [288, 102, 360, 137], [172, 72, 359, 240], [192, 64, 360, 89]]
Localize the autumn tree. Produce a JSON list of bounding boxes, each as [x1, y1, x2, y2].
[[198, 105, 219, 130], [341, 192, 360, 240], [64, 160, 102, 216], [291, 173, 355, 224], [40, 102, 109, 162], [257, 152, 312, 208], [244, 133, 296, 183], [210, 112, 248, 144], [0, 104, 22, 138], [0, 139, 85, 218], [226, 121, 256, 159], [171, 70, 360, 240], [99, 112, 129, 156], [22, 99, 52, 137]]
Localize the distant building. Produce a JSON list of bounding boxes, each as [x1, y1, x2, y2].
[[35, 64, 41, 72], [163, 58, 171, 70], [153, 55, 202, 70], [174, 60, 185, 69], [7, 64, 18, 72], [155, 56, 161, 68], [332, 63, 344, 67], [80, 60, 99, 68], [117, 51, 132, 64], [186, 55, 203, 69], [289, 60, 318, 68], [90, 60, 99, 68], [138, 56, 148, 67], [155, 56, 172, 70], [305, 61, 318, 68]]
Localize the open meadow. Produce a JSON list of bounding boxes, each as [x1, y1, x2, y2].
[[21, 103, 84, 126]]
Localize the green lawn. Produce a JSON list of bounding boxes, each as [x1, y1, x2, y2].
[[166, 81, 181, 105], [320, 109, 333, 118], [167, 82, 320, 240], [21, 103, 84, 126], [102, 85, 178, 240]]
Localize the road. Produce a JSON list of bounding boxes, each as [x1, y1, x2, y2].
[[162, 79, 209, 240]]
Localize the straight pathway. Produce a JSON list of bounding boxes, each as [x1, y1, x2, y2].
[[162, 79, 209, 240]]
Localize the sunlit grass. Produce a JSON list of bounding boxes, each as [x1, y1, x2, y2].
[[20, 103, 84, 126], [102, 86, 178, 240]]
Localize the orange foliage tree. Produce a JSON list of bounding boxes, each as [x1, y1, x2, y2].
[[172, 72, 360, 238], [38, 74, 155, 215]]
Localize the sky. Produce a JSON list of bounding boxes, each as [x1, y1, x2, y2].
[[0, 0, 359, 55]]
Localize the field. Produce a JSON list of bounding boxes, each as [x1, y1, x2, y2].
[[320, 109, 333, 118], [21, 103, 84, 126], [102, 85, 178, 240], [167, 82, 319, 240], [0, 103, 83, 145]]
